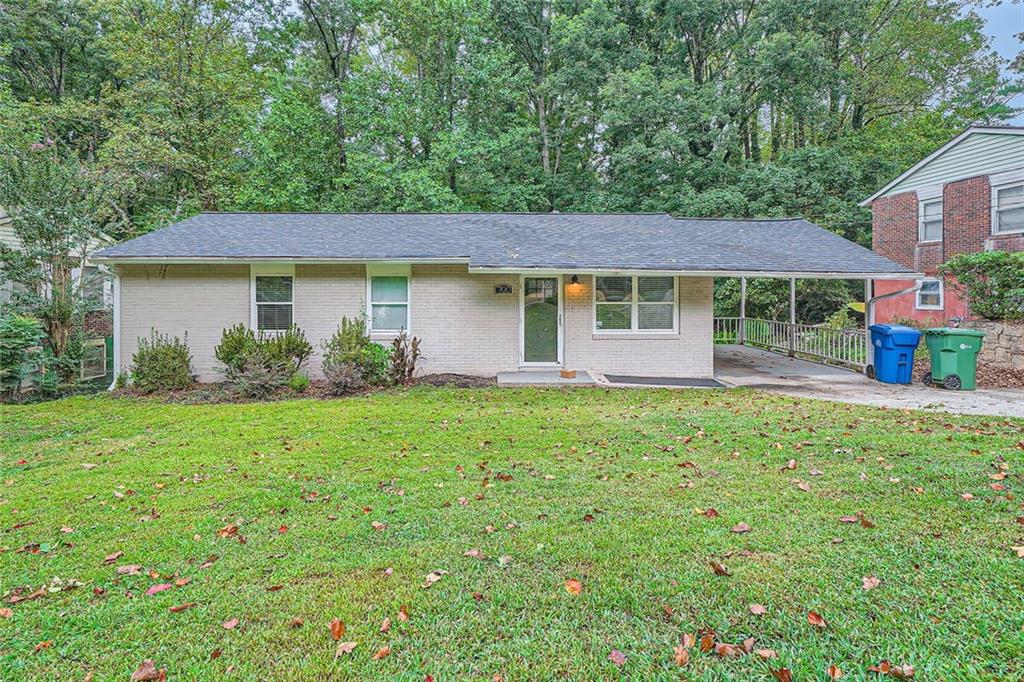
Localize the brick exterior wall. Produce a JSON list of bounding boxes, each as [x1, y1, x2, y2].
[[116, 264, 715, 381], [942, 175, 991, 258], [82, 310, 112, 338], [871, 174, 1023, 324]]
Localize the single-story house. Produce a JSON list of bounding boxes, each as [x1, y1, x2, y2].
[[90, 212, 917, 382]]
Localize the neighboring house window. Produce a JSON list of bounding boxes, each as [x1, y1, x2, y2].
[[594, 275, 676, 333], [918, 199, 943, 242], [915, 278, 943, 310], [251, 267, 294, 332], [80, 338, 107, 380], [993, 182, 1024, 234], [367, 266, 410, 333]]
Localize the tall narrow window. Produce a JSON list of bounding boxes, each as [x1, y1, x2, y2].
[[594, 275, 676, 333], [994, 183, 1024, 234], [368, 268, 409, 332], [919, 199, 942, 242], [255, 275, 293, 331]]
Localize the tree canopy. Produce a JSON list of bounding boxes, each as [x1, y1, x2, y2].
[[0, 0, 1020, 243]]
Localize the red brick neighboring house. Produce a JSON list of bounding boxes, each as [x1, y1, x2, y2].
[[862, 126, 1024, 324]]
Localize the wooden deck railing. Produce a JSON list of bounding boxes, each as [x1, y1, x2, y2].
[[714, 317, 868, 369]]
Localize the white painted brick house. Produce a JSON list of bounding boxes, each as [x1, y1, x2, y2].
[[91, 213, 915, 382]]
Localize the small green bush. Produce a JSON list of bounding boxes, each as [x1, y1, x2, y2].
[[130, 330, 194, 393], [321, 316, 389, 386], [215, 324, 257, 371], [288, 372, 310, 393], [940, 251, 1024, 321], [262, 326, 313, 372], [215, 324, 312, 374], [0, 314, 45, 398]]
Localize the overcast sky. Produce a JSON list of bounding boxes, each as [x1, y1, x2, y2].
[[979, 1, 1024, 123]]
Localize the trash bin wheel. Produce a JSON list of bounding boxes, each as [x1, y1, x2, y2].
[[922, 372, 933, 387], [942, 374, 962, 391], [865, 364, 875, 380]]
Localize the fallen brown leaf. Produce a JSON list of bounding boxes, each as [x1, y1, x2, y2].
[[608, 649, 626, 666], [102, 551, 123, 565], [862, 575, 881, 591], [329, 618, 345, 640], [771, 668, 793, 682], [380, 617, 391, 633], [373, 645, 391, 661], [749, 603, 767, 615], [0, 607, 13, 619], [221, 618, 238, 630], [564, 579, 583, 595], [808, 610, 828, 629], [709, 560, 731, 576], [731, 523, 751, 533], [681, 632, 696, 649], [168, 603, 194, 613], [334, 641, 357, 658], [673, 645, 690, 666], [130, 659, 166, 681], [827, 663, 844, 679], [755, 649, 778, 659]]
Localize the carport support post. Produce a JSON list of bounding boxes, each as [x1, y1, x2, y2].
[[738, 277, 746, 345], [864, 279, 874, 368], [788, 277, 796, 357]]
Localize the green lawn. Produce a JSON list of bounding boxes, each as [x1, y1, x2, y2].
[[1, 387, 1022, 681]]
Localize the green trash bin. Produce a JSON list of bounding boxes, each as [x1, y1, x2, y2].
[[922, 328, 985, 390]]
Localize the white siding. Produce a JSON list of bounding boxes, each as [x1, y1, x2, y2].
[[887, 133, 1024, 197]]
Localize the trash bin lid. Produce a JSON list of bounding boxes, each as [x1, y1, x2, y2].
[[924, 327, 985, 337], [869, 324, 920, 335]]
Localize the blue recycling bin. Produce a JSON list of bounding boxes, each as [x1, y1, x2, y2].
[[868, 324, 922, 384]]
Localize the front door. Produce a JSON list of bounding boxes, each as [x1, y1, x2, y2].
[[521, 276, 561, 365]]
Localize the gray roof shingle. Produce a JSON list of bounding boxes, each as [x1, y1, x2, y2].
[[92, 212, 915, 275]]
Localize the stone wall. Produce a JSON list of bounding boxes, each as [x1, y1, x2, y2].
[[963, 320, 1024, 370]]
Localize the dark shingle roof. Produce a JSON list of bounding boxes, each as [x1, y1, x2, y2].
[[92, 212, 914, 275]]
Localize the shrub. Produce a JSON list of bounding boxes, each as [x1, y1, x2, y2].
[[262, 326, 313, 371], [0, 314, 45, 398], [323, 360, 365, 396], [321, 316, 389, 386], [215, 324, 257, 371], [215, 324, 312, 374], [389, 332, 421, 385], [940, 251, 1024, 321], [130, 330, 194, 393], [288, 372, 310, 393], [224, 355, 291, 399]]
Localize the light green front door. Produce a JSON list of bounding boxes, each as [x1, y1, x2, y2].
[[523, 277, 560, 364]]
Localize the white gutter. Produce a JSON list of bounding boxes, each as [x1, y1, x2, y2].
[[866, 281, 922, 319], [468, 266, 924, 280]]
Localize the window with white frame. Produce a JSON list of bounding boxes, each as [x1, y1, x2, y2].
[[918, 199, 943, 242], [367, 266, 409, 333], [993, 182, 1024, 234], [252, 268, 294, 332], [594, 275, 676, 332], [915, 278, 943, 310]]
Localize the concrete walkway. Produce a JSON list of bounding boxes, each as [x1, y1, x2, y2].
[[714, 344, 1024, 418]]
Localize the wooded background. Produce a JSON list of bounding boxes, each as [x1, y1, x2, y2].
[[1, 0, 1021, 319]]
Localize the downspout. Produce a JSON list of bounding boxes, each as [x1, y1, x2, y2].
[[99, 265, 121, 390]]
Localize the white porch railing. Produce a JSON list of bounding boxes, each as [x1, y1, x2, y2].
[[714, 317, 868, 369]]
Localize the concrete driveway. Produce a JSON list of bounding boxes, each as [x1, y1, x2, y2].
[[715, 344, 1024, 418]]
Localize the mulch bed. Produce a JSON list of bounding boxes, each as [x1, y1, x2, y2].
[[113, 374, 497, 404], [912, 357, 1024, 390]]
